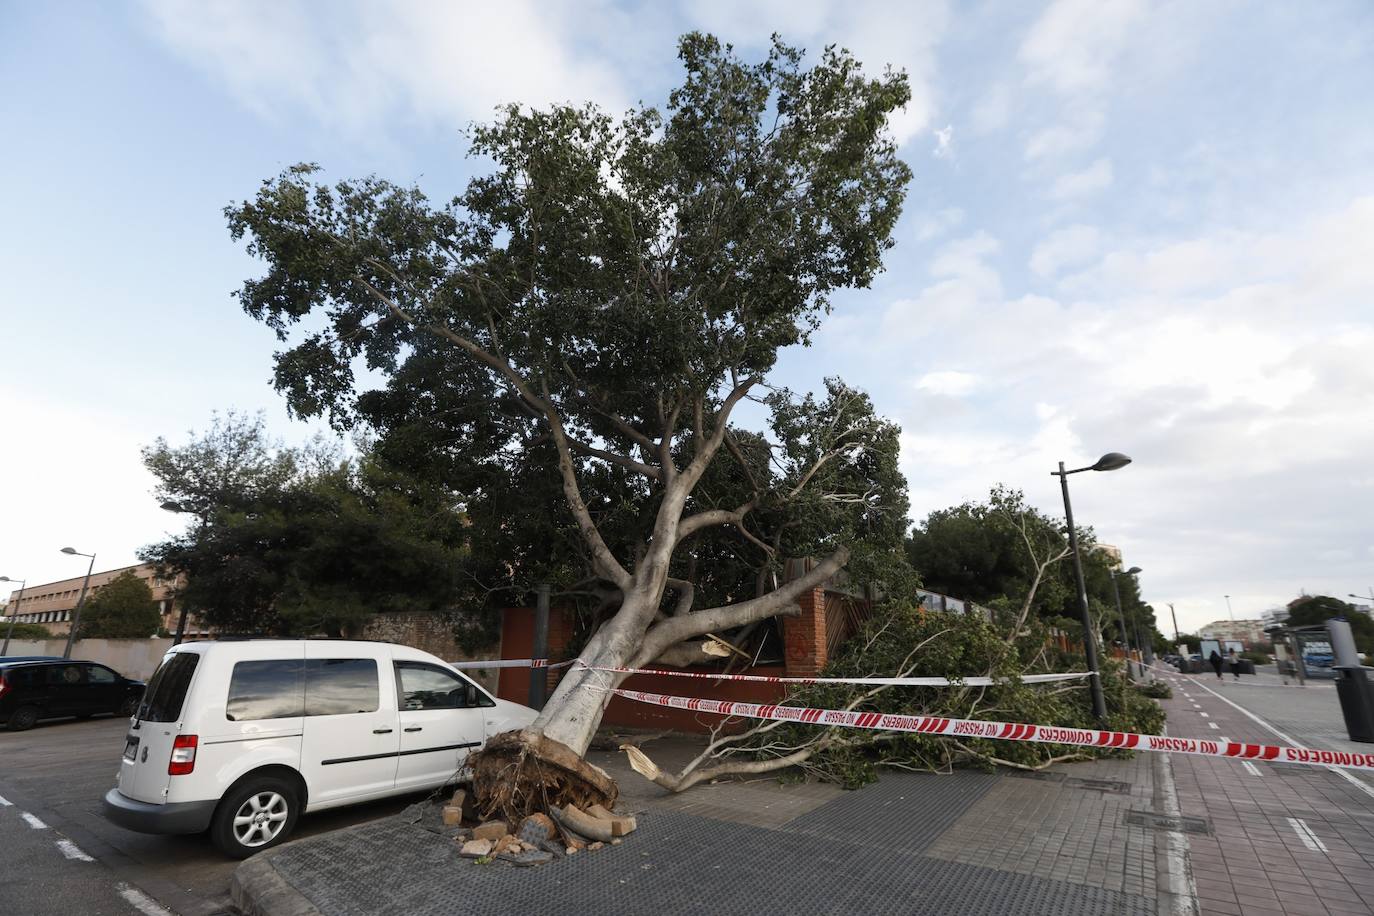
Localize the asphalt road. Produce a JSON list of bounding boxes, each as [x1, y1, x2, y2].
[[0, 715, 437, 916]]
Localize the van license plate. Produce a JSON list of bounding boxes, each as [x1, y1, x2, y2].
[[123, 736, 139, 761]]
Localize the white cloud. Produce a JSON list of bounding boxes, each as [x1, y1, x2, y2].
[[933, 124, 955, 159], [1030, 224, 1102, 278], [1017, 0, 1146, 161], [1024, 112, 1106, 160], [915, 207, 965, 242], [916, 370, 980, 396], [871, 196, 1374, 633], [1019, 0, 1147, 94], [141, 0, 636, 131], [1048, 157, 1114, 200]]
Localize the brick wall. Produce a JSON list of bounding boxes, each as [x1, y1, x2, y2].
[[496, 606, 577, 706], [780, 585, 828, 677]]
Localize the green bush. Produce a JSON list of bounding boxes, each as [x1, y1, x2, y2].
[[751, 605, 1166, 788], [1135, 679, 1173, 700], [1, 621, 54, 641]]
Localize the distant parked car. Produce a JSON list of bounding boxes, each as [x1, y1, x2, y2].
[[0, 659, 145, 731], [102, 639, 538, 858]]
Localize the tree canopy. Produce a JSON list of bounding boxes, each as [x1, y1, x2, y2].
[[140, 413, 471, 638], [906, 487, 1163, 650], [78, 570, 160, 639], [1287, 595, 1374, 655], [225, 33, 918, 774]]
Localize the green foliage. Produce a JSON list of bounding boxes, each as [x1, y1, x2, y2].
[[749, 608, 1166, 788], [1135, 680, 1173, 700], [1287, 596, 1374, 655], [2, 621, 54, 640], [906, 487, 1164, 652], [78, 571, 160, 638], [140, 414, 476, 640], [221, 35, 918, 640]]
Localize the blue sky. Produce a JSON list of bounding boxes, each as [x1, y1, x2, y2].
[[2, 0, 1372, 633]]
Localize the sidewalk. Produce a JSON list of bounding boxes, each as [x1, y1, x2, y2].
[[233, 728, 1194, 916], [1154, 666, 1374, 915]]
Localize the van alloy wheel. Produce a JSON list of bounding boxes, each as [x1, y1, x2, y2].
[[232, 791, 289, 848]]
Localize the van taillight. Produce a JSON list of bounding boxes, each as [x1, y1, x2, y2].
[[168, 735, 198, 775]]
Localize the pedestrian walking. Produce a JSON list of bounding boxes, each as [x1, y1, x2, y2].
[[1227, 648, 1242, 680], [1209, 649, 1224, 680]]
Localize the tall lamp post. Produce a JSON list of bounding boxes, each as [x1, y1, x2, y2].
[[1054, 451, 1132, 725], [1224, 594, 1234, 622], [159, 500, 201, 644], [1, 576, 26, 656], [60, 547, 96, 659], [1110, 565, 1143, 678]]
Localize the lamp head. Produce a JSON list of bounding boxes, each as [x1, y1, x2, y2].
[[1126, 566, 1142, 575], [60, 547, 78, 555], [159, 500, 184, 512], [1091, 452, 1133, 472]]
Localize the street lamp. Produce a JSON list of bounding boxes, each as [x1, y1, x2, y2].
[[1110, 566, 1143, 679], [60, 547, 97, 659], [1053, 452, 1132, 724], [1224, 594, 1234, 622], [1, 576, 26, 656], [158, 500, 200, 644]]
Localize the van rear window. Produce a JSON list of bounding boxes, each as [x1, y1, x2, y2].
[[138, 653, 200, 723], [227, 660, 305, 721]]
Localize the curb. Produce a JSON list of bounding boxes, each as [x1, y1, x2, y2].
[[230, 850, 322, 916]]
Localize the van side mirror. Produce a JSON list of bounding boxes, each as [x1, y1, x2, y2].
[[464, 683, 478, 708]]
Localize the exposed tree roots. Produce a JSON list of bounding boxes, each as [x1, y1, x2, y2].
[[470, 730, 619, 824]]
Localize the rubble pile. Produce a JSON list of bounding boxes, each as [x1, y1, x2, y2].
[[436, 788, 637, 867]]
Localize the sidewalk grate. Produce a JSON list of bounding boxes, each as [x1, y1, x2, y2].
[[262, 806, 1154, 915], [1123, 809, 1211, 835], [780, 770, 997, 854]]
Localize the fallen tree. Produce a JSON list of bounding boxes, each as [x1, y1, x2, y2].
[[627, 494, 1165, 792], [625, 605, 1166, 793], [226, 34, 916, 815]]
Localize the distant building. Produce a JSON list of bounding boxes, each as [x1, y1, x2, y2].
[[1198, 619, 1266, 646], [1096, 544, 1123, 567], [0, 563, 203, 637]]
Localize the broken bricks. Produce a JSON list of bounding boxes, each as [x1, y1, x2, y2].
[[471, 820, 509, 843]]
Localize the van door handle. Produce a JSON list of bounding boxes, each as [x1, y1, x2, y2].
[[372, 728, 393, 734], [404, 726, 422, 732]]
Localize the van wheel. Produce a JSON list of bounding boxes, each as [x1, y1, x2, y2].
[[211, 777, 299, 859], [6, 706, 39, 731]]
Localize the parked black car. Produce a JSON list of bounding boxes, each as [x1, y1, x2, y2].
[[0, 659, 145, 730]]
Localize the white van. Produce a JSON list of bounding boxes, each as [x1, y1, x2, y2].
[[102, 640, 536, 857]]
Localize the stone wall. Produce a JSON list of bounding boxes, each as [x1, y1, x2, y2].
[[361, 611, 501, 693]]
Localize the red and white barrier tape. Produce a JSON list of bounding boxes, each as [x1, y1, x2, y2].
[[448, 658, 576, 670], [581, 663, 1090, 688], [610, 687, 1374, 772]]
